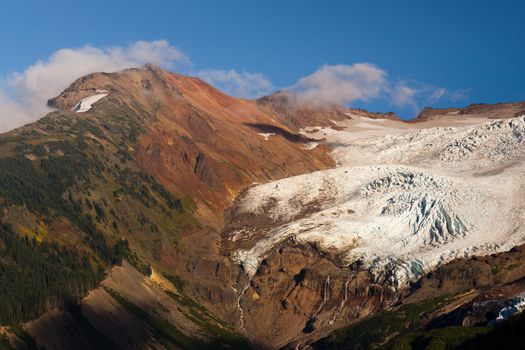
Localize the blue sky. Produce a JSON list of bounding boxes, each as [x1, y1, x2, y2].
[[0, 0, 523, 125]]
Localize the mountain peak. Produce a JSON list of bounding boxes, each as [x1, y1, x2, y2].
[[47, 66, 177, 111], [47, 65, 248, 122]]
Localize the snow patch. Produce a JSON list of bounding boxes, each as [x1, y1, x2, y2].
[[257, 132, 276, 141], [72, 93, 108, 113], [303, 142, 319, 150]]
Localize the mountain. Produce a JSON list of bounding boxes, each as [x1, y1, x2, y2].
[[0, 65, 524, 349], [47, 65, 334, 222], [0, 65, 335, 349]]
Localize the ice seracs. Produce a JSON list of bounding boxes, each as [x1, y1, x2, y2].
[[72, 93, 108, 113], [229, 115, 525, 286], [329, 116, 525, 172]]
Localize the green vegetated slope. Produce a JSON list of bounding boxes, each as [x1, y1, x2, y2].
[[384, 310, 525, 350], [311, 293, 525, 350], [0, 104, 248, 348], [312, 296, 453, 350], [0, 108, 173, 318], [0, 222, 101, 324]]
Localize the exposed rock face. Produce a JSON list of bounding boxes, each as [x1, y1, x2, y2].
[[236, 242, 399, 349], [309, 244, 525, 349]]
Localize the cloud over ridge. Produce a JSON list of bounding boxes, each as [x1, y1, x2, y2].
[[286, 63, 467, 113], [0, 40, 467, 132], [0, 40, 189, 132], [390, 81, 468, 114], [289, 63, 387, 106], [0, 40, 277, 132]]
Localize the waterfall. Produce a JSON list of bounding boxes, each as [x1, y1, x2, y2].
[[310, 275, 332, 322], [341, 277, 350, 307], [343, 277, 349, 303], [324, 276, 331, 302], [232, 282, 250, 333], [329, 273, 354, 326]]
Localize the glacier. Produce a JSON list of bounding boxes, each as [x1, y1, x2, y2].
[[229, 115, 525, 286]]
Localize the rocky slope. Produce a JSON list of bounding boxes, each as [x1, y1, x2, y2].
[[312, 244, 525, 349]]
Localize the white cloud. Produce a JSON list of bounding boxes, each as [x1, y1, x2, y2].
[[0, 90, 34, 132], [284, 63, 467, 116], [390, 81, 468, 114], [288, 63, 387, 106], [195, 69, 274, 98], [0, 40, 189, 132], [390, 83, 419, 111]]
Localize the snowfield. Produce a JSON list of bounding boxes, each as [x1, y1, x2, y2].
[[72, 93, 108, 113], [229, 115, 525, 286]]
